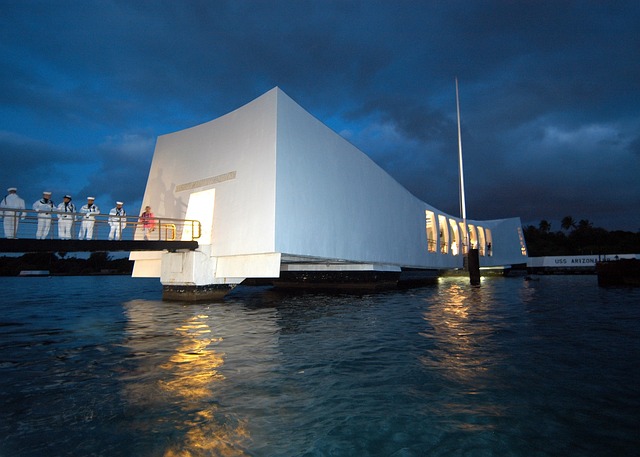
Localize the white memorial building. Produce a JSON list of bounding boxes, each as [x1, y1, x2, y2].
[[131, 88, 527, 299]]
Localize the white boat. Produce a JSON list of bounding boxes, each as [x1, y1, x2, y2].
[[19, 270, 50, 277]]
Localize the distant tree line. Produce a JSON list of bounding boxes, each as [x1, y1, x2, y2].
[[523, 216, 640, 256], [0, 252, 133, 276]]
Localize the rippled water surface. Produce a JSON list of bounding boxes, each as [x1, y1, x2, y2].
[[1, 275, 639, 456]]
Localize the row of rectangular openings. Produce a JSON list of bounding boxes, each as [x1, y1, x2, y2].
[[426, 211, 492, 256]]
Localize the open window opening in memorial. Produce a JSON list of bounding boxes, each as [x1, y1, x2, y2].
[[182, 188, 215, 243], [517, 226, 528, 256], [438, 214, 449, 254], [449, 219, 460, 256], [468, 224, 478, 250], [458, 221, 468, 255], [477, 226, 486, 256], [425, 210, 437, 253], [485, 228, 493, 256]]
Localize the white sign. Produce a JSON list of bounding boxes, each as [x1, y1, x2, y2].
[[528, 254, 638, 268]]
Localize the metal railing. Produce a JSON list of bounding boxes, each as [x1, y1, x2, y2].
[[0, 208, 201, 242]]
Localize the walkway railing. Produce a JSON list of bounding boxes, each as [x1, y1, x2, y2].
[[0, 208, 201, 242]]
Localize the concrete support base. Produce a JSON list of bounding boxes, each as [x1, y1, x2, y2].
[[162, 283, 236, 302], [468, 249, 481, 285], [398, 268, 439, 287], [272, 270, 400, 291]]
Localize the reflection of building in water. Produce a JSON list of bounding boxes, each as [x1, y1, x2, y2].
[[121, 300, 249, 456], [420, 279, 506, 430]]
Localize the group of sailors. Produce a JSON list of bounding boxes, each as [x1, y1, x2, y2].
[[0, 188, 136, 241]]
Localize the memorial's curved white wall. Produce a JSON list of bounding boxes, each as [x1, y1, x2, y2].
[[141, 91, 278, 255], [132, 87, 527, 282], [276, 92, 443, 268]]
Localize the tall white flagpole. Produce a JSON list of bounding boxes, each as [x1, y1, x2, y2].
[[455, 77, 468, 250]]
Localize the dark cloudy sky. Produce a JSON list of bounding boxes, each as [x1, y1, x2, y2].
[[2, 0, 639, 231]]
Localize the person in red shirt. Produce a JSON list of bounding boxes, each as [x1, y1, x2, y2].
[[139, 205, 156, 240]]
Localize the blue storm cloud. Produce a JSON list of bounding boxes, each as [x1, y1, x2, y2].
[[1, 0, 639, 230]]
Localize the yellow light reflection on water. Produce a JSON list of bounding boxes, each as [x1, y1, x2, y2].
[[420, 278, 506, 429], [160, 314, 249, 457], [122, 303, 250, 456]]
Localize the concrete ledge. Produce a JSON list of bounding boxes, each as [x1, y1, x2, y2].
[[272, 270, 400, 291], [162, 283, 236, 302]]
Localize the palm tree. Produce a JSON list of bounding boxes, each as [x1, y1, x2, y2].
[[577, 219, 593, 230], [561, 216, 576, 232], [538, 219, 551, 233]]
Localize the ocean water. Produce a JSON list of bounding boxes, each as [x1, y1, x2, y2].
[[0, 275, 639, 457]]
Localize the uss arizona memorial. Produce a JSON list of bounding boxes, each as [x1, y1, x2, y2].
[[130, 87, 528, 299]]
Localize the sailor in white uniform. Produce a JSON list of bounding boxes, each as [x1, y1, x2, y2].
[[32, 191, 56, 239], [57, 195, 76, 240], [108, 201, 126, 240], [78, 197, 100, 240], [0, 187, 26, 239]]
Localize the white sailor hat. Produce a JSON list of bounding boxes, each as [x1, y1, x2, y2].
[[116, 201, 123, 205], [7, 187, 17, 192], [43, 191, 52, 195], [87, 196, 95, 200], [64, 194, 72, 199]]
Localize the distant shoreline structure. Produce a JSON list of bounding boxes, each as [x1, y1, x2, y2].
[[18, 270, 50, 277], [528, 253, 639, 274], [596, 258, 640, 286]]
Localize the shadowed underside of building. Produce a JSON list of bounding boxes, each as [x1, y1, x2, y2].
[[131, 87, 528, 300]]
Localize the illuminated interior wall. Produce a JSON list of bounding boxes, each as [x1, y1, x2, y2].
[[458, 222, 468, 254], [438, 214, 449, 254], [517, 226, 528, 256], [468, 224, 478, 249], [425, 211, 437, 252], [449, 219, 460, 256], [181, 189, 215, 243], [477, 226, 486, 256]]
